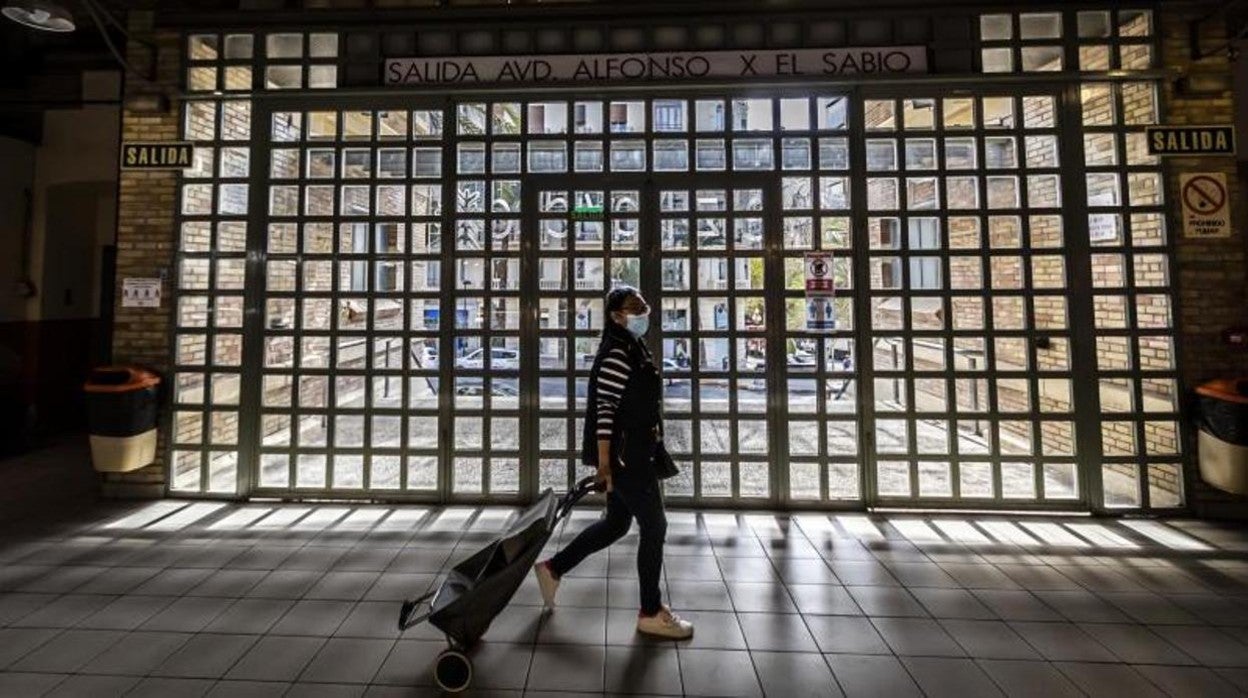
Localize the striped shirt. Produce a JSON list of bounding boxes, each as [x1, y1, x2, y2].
[[595, 347, 633, 439]]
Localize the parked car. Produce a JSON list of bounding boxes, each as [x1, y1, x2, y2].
[[455, 347, 520, 371]]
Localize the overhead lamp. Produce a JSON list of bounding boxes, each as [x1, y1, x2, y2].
[[2, 0, 75, 32]]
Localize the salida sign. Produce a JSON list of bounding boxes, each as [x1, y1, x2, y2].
[[385, 47, 927, 86]]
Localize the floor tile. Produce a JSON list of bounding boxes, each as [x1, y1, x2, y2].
[[550, 577, 610, 609], [718, 556, 779, 583], [728, 582, 797, 614], [736, 611, 818, 652], [666, 580, 734, 612], [678, 648, 761, 697], [269, 599, 355, 636], [770, 557, 837, 585], [139, 596, 233, 633], [203, 680, 291, 698], [828, 561, 898, 587], [187, 569, 267, 597], [480, 604, 544, 644], [125, 677, 215, 698], [873, 617, 966, 657], [787, 585, 862, 616], [825, 654, 922, 698], [11, 593, 113, 628], [1215, 667, 1248, 692], [0, 626, 60, 668], [0, 592, 56, 625], [334, 601, 404, 639], [665, 556, 724, 582], [1052, 662, 1167, 698], [1078, 622, 1197, 665], [0, 671, 65, 696], [604, 645, 682, 695], [910, 587, 996, 620], [939, 564, 1021, 590], [1033, 590, 1132, 623], [10, 629, 125, 672], [1009, 621, 1118, 662], [131, 568, 215, 596], [1132, 664, 1243, 698], [77, 594, 176, 630], [246, 569, 325, 599], [901, 656, 1003, 698], [16, 566, 104, 594], [152, 633, 259, 678], [80, 631, 191, 675], [938, 619, 1041, 660], [536, 606, 606, 645], [750, 650, 842, 698], [304, 571, 381, 602], [298, 638, 395, 684], [1100, 591, 1203, 624], [975, 659, 1083, 698], [885, 562, 962, 588], [1150, 625, 1248, 667], [971, 590, 1062, 621], [225, 635, 325, 681], [204, 598, 295, 634], [281, 683, 365, 698], [362, 573, 437, 602], [804, 615, 890, 655], [71, 567, 161, 595], [994, 564, 1081, 591], [371, 639, 443, 686], [41, 674, 139, 697], [845, 586, 927, 617], [527, 643, 606, 693]]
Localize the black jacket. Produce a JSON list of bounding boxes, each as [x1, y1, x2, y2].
[[580, 321, 662, 470]]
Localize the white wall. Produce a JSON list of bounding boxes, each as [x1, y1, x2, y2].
[[27, 102, 120, 321]]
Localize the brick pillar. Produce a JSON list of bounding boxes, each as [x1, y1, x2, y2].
[[1162, 9, 1248, 518], [103, 13, 182, 498]]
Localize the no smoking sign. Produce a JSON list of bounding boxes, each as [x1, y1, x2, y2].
[[1180, 173, 1231, 239]]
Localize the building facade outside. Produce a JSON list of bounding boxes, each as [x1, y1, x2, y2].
[[106, 1, 1248, 517]]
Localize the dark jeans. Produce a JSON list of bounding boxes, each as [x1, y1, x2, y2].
[[547, 473, 667, 616]]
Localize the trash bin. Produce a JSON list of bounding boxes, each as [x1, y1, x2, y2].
[[1195, 378, 1248, 495], [84, 366, 161, 473]]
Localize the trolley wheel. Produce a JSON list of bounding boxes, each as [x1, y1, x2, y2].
[[433, 649, 473, 693]]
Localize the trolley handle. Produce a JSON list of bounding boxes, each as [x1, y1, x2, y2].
[[556, 476, 604, 522], [398, 589, 437, 631]]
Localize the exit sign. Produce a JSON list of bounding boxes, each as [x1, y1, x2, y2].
[[1146, 125, 1236, 156]]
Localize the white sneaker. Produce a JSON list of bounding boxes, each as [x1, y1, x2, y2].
[[533, 560, 560, 608], [636, 606, 694, 640]]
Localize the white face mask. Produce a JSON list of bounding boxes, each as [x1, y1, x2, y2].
[[624, 312, 650, 338]]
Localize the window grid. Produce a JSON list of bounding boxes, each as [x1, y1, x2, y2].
[[171, 33, 256, 495]]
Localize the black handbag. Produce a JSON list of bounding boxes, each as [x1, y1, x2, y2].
[[653, 440, 679, 480]]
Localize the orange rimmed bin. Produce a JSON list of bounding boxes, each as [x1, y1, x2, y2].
[[1195, 378, 1248, 495], [84, 366, 162, 473]]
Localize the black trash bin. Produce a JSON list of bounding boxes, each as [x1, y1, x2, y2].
[[1195, 378, 1248, 495], [84, 366, 161, 472]]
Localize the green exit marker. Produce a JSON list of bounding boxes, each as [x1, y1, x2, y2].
[[573, 205, 604, 214]]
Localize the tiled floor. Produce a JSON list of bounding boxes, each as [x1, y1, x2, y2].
[[2, 475, 1248, 696]]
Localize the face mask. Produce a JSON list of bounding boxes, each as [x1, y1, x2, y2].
[[624, 312, 650, 338]]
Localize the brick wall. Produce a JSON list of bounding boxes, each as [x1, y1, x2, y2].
[[105, 14, 182, 498], [1161, 9, 1248, 518]]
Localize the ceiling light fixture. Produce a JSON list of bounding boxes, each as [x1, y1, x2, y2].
[[2, 0, 75, 33]]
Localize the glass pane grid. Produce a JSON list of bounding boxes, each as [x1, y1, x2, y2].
[[866, 94, 1075, 506]]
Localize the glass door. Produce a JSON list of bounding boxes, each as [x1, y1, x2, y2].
[[530, 180, 644, 494], [858, 91, 1083, 509]]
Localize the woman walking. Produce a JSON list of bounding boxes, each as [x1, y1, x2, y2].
[[533, 286, 694, 639]]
